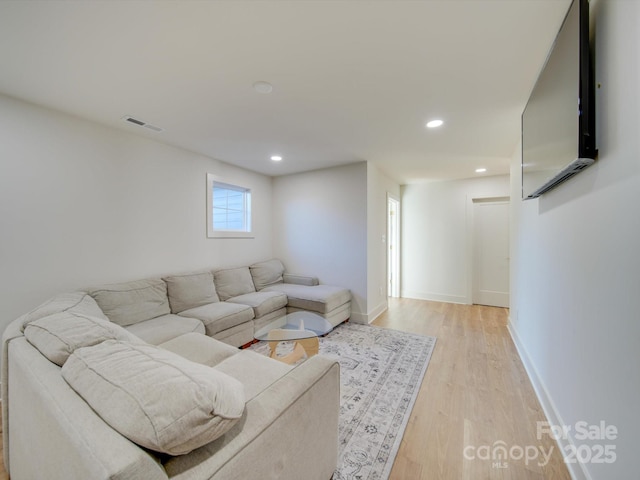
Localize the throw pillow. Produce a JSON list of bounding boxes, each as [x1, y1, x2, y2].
[[21, 292, 109, 329], [24, 312, 142, 366], [62, 340, 245, 455]]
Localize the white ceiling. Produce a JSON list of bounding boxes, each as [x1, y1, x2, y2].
[[0, 0, 571, 184]]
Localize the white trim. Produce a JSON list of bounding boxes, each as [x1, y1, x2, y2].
[[368, 301, 389, 324], [400, 290, 467, 304], [508, 317, 591, 480], [349, 301, 387, 325], [349, 311, 369, 324], [387, 193, 401, 298]]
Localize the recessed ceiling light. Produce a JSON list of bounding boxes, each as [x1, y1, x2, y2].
[[475, 168, 487, 173], [270, 155, 282, 161], [426, 119, 444, 128], [253, 81, 273, 94]]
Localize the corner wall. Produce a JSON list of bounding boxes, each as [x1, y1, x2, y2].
[[0, 94, 273, 332], [272, 162, 369, 322], [509, 1, 640, 478], [367, 163, 401, 321], [401, 175, 510, 303]]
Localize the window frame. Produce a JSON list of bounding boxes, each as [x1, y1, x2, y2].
[[206, 174, 254, 239]]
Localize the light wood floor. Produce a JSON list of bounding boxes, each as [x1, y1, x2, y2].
[[0, 417, 6, 480], [0, 298, 570, 480], [374, 298, 571, 480]]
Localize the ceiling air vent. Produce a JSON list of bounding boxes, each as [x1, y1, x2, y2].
[[121, 116, 164, 132]]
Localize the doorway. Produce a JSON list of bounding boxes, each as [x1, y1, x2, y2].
[[472, 197, 510, 307], [387, 195, 400, 297]]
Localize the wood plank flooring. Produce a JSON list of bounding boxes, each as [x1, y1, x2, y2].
[[374, 298, 571, 480], [0, 298, 570, 480], [0, 419, 6, 480]]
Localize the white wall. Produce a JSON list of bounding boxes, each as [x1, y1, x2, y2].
[[401, 175, 510, 303], [367, 163, 401, 321], [0, 94, 273, 331], [272, 163, 368, 322], [509, 1, 640, 479]]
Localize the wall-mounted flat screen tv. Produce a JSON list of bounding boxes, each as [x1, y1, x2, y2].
[[521, 0, 596, 200]]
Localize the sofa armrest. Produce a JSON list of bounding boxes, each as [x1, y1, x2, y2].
[[164, 355, 340, 480], [283, 273, 319, 286], [6, 338, 168, 480]]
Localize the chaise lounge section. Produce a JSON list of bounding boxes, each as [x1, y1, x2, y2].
[[249, 259, 352, 328]]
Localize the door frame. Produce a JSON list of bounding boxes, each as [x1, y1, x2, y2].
[[465, 196, 510, 305], [387, 193, 401, 298]]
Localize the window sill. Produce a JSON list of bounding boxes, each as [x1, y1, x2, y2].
[[207, 230, 254, 239]]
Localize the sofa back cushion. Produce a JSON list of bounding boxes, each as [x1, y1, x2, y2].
[[20, 292, 109, 329], [249, 259, 285, 290], [88, 279, 170, 327], [24, 312, 142, 366], [214, 267, 256, 301], [164, 271, 219, 313], [62, 340, 245, 456]]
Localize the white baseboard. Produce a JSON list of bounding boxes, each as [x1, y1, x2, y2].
[[349, 301, 388, 325], [400, 290, 467, 304], [349, 312, 368, 324], [366, 302, 388, 324], [507, 317, 591, 480]]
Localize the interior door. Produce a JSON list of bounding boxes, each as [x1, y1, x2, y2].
[[472, 198, 510, 307]]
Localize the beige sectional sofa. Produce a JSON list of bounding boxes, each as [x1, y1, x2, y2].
[[1, 259, 349, 480]]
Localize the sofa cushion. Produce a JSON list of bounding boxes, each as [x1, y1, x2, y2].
[[215, 350, 293, 400], [62, 340, 245, 456], [212, 322, 255, 348], [88, 279, 170, 327], [179, 302, 254, 336], [23, 312, 142, 366], [249, 259, 285, 290], [159, 332, 240, 367], [262, 284, 351, 314], [163, 271, 219, 314], [214, 267, 256, 302], [227, 291, 288, 318], [21, 292, 108, 329], [124, 314, 205, 345]]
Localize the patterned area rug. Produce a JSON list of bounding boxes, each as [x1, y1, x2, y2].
[[250, 322, 436, 479]]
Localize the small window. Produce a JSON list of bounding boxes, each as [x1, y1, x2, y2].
[[207, 174, 253, 238]]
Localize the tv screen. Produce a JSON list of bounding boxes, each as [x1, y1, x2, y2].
[[521, 0, 596, 200]]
